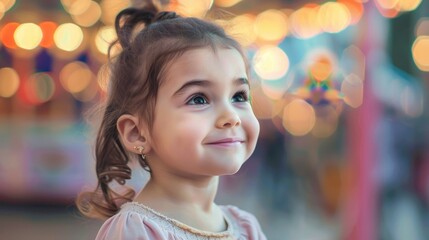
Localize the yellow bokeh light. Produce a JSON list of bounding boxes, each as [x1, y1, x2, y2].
[[54, 23, 83, 52], [176, 0, 213, 17], [71, 1, 102, 27], [60, 61, 93, 93], [14, 23, 43, 50], [227, 14, 256, 47], [283, 99, 316, 136], [377, 0, 399, 9], [0, 0, 15, 12], [251, 87, 274, 119], [412, 36, 429, 71], [215, 0, 241, 8], [310, 55, 334, 81], [290, 5, 321, 39], [100, 0, 131, 25], [341, 74, 363, 108], [254, 9, 288, 42], [0, 67, 20, 98], [95, 26, 116, 55], [65, 0, 91, 15], [97, 63, 110, 92], [253, 45, 289, 80], [318, 2, 351, 33], [398, 0, 422, 11]]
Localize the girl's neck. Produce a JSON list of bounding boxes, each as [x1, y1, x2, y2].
[[135, 174, 220, 213]]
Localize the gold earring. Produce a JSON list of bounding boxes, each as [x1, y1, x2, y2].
[[133, 146, 146, 160]]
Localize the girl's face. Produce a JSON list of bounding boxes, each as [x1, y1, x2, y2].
[[146, 47, 259, 177]]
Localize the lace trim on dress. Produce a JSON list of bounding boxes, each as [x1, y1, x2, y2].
[[121, 202, 241, 239]]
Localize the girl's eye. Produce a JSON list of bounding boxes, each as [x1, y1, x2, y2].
[[232, 91, 249, 103], [187, 94, 208, 105]]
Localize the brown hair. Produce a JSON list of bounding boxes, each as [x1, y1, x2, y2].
[[76, 1, 248, 219]]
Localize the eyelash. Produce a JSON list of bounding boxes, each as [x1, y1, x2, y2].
[[186, 90, 250, 105]]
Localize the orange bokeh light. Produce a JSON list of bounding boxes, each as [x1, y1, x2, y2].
[[0, 22, 19, 49], [40, 21, 57, 48]]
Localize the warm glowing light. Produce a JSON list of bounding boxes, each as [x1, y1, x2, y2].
[[62, 0, 91, 15], [95, 26, 116, 55], [25, 72, 55, 104], [318, 2, 351, 33], [0, 0, 15, 12], [54, 23, 83, 52], [338, 0, 364, 24], [311, 105, 339, 138], [283, 99, 316, 136], [0, 22, 19, 49], [341, 45, 366, 80], [72, 79, 98, 102], [251, 87, 274, 119], [254, 9, 288, 42], [0, 4, 4, 20], [40, 21, 57, 48], [253, 45, 289, 80], [60, 61, 93, 93], [377, 0, 399, 9], [97, 63, 110, 92], [412, 36, 429, 71], [215, 0, 241, 8], [341, 74, 363, 108], [398, 0, 422, 11], [14, 23, 43, 50], [71, 1, 102, 27], [290, 4, 321, 39], [0, 67, 20, 98], [310, 55, 334, 81], [227, 14, 256, 47], [100, 0, 131, 25], [375, 0, 400, 17], [176, 0, 213, 17]]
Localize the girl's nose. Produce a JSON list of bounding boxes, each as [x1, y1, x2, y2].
[[216, 107, 241, 128]]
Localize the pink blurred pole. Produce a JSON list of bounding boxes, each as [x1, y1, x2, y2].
[[344, 4, 382, 240]]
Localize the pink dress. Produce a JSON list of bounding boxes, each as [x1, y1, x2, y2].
[[95, 202, 266, 240]]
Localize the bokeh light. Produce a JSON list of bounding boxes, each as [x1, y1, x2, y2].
[[71, 1, 102, 27], [14, 23, 43, 50], [311, 105, 339, 138], [317, 2, 351, 33], [283, 99, 316, 136], [254, 9, 288, 42], [290, 4, 321, 39], [59, 61, 93, 94], [253, 45, 289, 80], [0, 67, 20, 98], [100, 0, 131, 25], [397, 0, 422, 11], [415, 18, 429, 36], [40, 21, 57, 48], [54, 23, 84, 52], [0, 0, 15, 12], [341, 74, 363, 108], [176, 0, 213, 17], [310, 55, 334, 82], [95, 25, 116, 55], [227, 14, 256, 47], [339, 0, 364, 25], [63, 0, 92, 15], [24, 72, 55, 104], [412, 36, 429, 71], [0, 22, 19, 49], [215, 0, 241, 8]]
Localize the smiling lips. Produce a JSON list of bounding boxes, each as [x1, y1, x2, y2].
[[206, 138, 244, 147]]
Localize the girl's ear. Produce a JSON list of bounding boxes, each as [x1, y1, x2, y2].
[[117, 114, 151, 155]]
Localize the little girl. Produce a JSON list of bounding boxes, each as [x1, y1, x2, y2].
[[77, 1, 266, 239]]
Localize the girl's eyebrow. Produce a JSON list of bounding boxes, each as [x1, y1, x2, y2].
[[173, 77, 249, 97]]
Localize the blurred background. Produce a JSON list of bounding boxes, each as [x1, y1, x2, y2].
[[0, 0, 428, 239]]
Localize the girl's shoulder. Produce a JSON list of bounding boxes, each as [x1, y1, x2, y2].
[[219, 205, 267, 239], [95, 202, 266, 240]]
